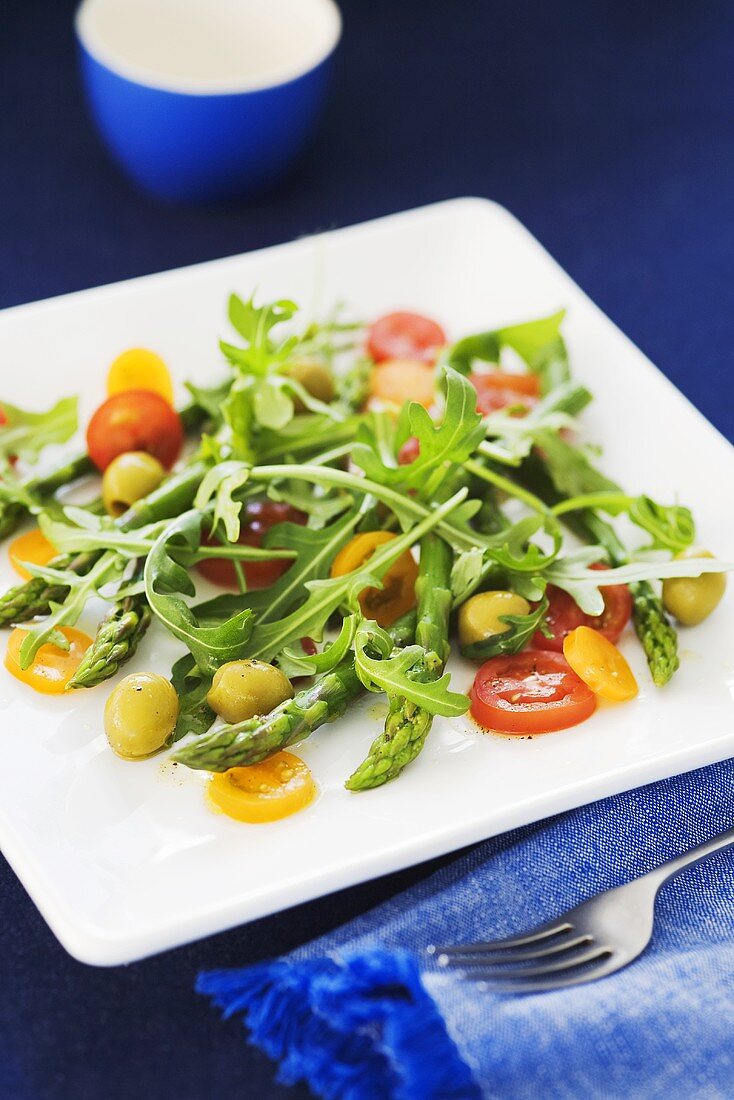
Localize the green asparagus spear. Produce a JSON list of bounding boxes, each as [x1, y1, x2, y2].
[[519, 452, 679, 686], [0, 452, 95, 540], [0, 460, 208, 626], [173, 613, 417, 771], [67, 590, 151, 690], [174, 656, 362, 770], [345, 534, 453, 790]]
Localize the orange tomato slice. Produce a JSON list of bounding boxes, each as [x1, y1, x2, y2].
[[369, 359, 435, 408], [107, 348, 174, 404], [8, 529, 57, 579], [5, 626, 93, 694], [207, 752, 315, 823], [563, 625, 638, 702], [330, 530, 419, 627]]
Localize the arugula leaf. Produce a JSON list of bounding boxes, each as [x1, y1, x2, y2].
[[486, 514, 562, 573], [194, 461, 251, 542], [460, 596, 549, 660], [447, 311, 569, 393], [0, 396, 78, 462], [280, 614, 358, 677], [266, 479, 353, 529], [252, 379, 295, 430], [195, 503, 364, 626], [144, 511, 254, 675], [543, 547, 734, 616], [221, 294, 299, 376], [38, 509, 162, 558], [482, 381, 592, 464], [539, 434, 696, 553], [353, 620, 469, 717], [19, 551, 123, 668], [353, 367, 485, 496], [184, 378, 232, 429], [534, 430, 619, 498], [629, 495, 695, 552], [169, 654, 216, 741]]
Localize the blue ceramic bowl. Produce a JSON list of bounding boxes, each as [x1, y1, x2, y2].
[[75, 0, 341, 203]]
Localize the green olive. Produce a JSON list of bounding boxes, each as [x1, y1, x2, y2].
[[458, 590, 531, 648], [104, 672, 179, 759], [207, 660, 294, 724], [662, 547, 727, 626], [287, 360, 335, 411], [102, 451, 165, 517]]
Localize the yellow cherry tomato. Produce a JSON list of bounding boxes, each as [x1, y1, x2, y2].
[[563, 625, 638, 702], [207, 752, 316, 824], [330, 530, 419, 627], [5, 626, 93, 694], [369, 359, 436, 408], [8, 528, 57, 580], [107, 348, 174, 404]]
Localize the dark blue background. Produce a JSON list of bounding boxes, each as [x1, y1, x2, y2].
[[1, 2, 732, 1097]]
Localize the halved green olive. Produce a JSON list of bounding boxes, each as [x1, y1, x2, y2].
[[287, 360, 335, 411], [102, 451, 165, 516], [207, 660, 294, 724], [104, 672, 179, 758], [459, 590, 531, 648], [662, 547, 726, 626]]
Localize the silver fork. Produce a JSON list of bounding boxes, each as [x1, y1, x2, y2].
[[427, 826, 734, 994]]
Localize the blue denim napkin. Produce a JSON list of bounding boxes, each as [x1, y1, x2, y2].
[[199, 759, 734, 1099]]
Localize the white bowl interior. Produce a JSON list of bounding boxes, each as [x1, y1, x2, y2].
[[76, 0, 342, 94]]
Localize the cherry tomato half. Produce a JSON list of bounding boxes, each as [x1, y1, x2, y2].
[[330, 530, 418, 627], [469, 371, 540, 416], [367, 311, 447, 365], [5, 626, 93, 695], [532, 564, 632, 651], [370, 359, 436, 408], [8, 528, 57, 579], [208, 752, 315, 824], [107, 348, 174, 404], [86, 390, 183, 471], [197, 501, 307, 590], [470, 650, 597, 735], [563, 626, 638, 703]]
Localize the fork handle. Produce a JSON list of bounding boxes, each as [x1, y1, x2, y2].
[[646, 826, 734, 890]]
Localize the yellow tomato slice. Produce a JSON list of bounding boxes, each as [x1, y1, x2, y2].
[[8, 528, 57, 579], [563, 625, 638, 702], [107, 348, 174, 404], [370, 359, 435, 408], [330, 530, 418, 627], [207, 752, 315, 823], [5, 626, 93, 694]]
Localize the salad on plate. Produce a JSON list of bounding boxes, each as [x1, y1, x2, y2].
[[0, 299, 729, 824]]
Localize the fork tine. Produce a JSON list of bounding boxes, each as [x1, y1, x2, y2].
[[460, 945, 612, 982], [439, 933, 593, 968], [428, 920, 574, 958], [473, 954, 624, 995]]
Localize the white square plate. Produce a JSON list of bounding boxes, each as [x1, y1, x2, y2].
[[1, 198, 732, 965]]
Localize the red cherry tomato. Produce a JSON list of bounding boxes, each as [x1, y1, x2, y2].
[[197, 501, 307, 590], [86, 390, 183, 471], [367, 312, 446, 365], [470, 651, 597, 735], [532, 564, 632, 651], [469, 371, 540, 416]]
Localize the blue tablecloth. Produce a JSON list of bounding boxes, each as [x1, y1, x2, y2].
[[1, 2, 733, 1096]]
